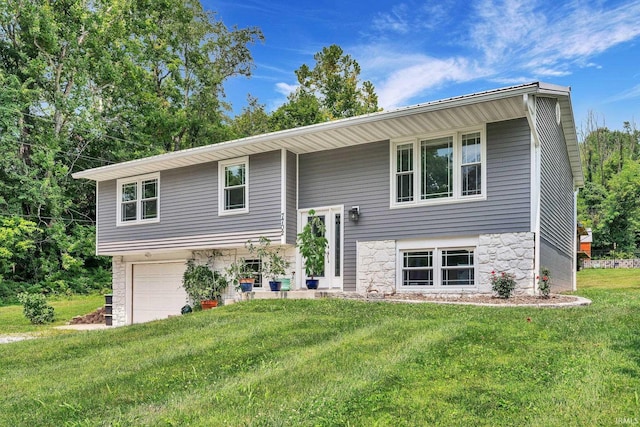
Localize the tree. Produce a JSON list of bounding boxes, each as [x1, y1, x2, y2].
[[231, 95, 271, 138], [119, 0, 264, 151], [269, 89, 326, 130], [595, 161, 640, 254], [271, 44, 380, 130], [578, 117, 640, 256], [296, 45, 379, 119], [0, 0, 263, 301]]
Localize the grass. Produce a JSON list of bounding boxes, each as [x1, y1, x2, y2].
[[576, 267, 640, 289], [0, 294, 104, 335], [0, 271, 638, 426]]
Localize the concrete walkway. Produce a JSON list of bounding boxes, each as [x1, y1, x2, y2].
[[0, 323, 112, 345], [0, 334, 35, 344], [54, 324, 111, 331]]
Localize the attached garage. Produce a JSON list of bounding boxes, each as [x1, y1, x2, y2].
[[131, 262, 188, 323]]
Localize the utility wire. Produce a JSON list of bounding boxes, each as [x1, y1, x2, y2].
[[0, 212, 95, 224]]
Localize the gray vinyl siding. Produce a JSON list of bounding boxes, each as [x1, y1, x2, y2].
[[540, 238, 573, 292], [299, 118, 532, 290], [538, 97, 575, 290], [285, 150, 298, 245], [97, 150, 282, 251]]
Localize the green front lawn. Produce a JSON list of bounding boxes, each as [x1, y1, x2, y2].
[[0, 294, 104, 335], [0, 271, 638, 426]]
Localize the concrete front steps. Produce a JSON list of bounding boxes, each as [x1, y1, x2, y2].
[[237, 289, 343, 301]]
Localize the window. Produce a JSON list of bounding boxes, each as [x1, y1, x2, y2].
[[116, 173, 159, 225], [441, 249, 475, 286], [402, 251, 433, 286], [398, 239, 477, 289], [461, 132, 482, 196], [391, 128, 485, 207], [396, 143, 414, 203], [245, 259, 262, 287], [421, 136, 453, 200], [219, 157, 249, 215]]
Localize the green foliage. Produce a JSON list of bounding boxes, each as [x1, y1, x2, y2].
[[230, 95, 271, 138], [597, 161, 640, 252], [490, 271, 516, 298], [0, 217, 37, 279], [182, 260, 227, 305], [16, 292, 54, 324], [578, 122, 640, 255], [246, 236, 290, 281], [225, 258, 256, 290], [296, 210, 328, 278], [270, 44, 380, 130], [0, 1, 263, 299], [537, 267, 551, 298], [295, 44, 380, 119]]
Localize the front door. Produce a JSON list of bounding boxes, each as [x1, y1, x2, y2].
[[298, 206, 343, 289]]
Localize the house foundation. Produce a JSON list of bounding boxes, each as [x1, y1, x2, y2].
[[356, 232, 536, 296]]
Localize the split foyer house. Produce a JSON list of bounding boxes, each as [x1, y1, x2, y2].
[[73, 82, 584, 325]]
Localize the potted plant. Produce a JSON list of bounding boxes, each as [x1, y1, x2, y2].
[[254, 236, 290, 291], [182, 260, 228, 309], [226, 258, 256, 292], [296, 209, 327, 289]]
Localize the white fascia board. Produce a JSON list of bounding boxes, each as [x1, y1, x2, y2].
[[73, 82, 564, 182]]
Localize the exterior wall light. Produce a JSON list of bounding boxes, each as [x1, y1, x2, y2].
[[349, 206, 360, 222]]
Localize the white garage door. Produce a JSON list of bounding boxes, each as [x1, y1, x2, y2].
[[132, 262, 188, 323]]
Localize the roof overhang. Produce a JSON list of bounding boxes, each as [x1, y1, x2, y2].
[[72, 81, 584, 185]]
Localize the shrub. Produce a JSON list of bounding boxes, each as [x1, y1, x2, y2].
[[490, 271, 516, 298], [17, 292, 55, 324], [538, 268, 551, 298]]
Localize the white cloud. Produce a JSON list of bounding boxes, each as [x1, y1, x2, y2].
[[376, 56, 489, 108], [607, 84, 640, 103], [531, 68, 571, 77], [470, 0, 640, 71], [372, 4, 410, 34], [274, 82, 297, 97], [357, 0, 640, 107]]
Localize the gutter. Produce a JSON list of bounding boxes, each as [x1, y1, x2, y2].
[[73, 82, 560, 181]]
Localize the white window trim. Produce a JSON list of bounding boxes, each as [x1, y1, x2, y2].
[[218, 156, 249, 216], [396, 236, 479, 291], [116, 173, 160, 226], [389, 126, 487, 208]]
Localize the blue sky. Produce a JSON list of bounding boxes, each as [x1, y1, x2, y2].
[[209, 0, 640, 133]]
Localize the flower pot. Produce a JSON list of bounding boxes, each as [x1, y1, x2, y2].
[[201, 300, 218, 310], [269, 280, 281, 291], [306, 279, 319, 290], [280, 278, 291, 291], [239, 278, 254, 293]]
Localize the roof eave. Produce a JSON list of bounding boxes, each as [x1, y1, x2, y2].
[[73, 82, 583, 183]]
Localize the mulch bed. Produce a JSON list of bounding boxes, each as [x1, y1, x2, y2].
[[69, 307, 106, 324], [332, 292, 585, 306]]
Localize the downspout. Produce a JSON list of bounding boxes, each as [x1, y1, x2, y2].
[[573, 188, 579, 291], [280, 148, 287, 245], [295, 153, 300, 289], [524, 94, 542, 294]]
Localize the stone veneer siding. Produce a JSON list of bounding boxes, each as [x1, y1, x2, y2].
[[356, 232, 536, 295], [477, 232, 536, 294], [111, 257, 127, 326], [356, 240, 397, 294]]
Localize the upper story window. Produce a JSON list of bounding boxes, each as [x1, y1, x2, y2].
[[218, 156, 249, 215], [116, 173, 160, 226], [391, 128, 486, 207]]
